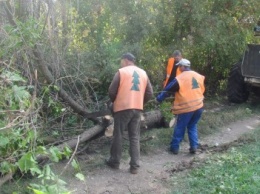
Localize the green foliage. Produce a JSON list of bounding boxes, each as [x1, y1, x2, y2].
[[17, 153, 41, 175], [0, 70, 36, 177], [29, 165, 71, 194], [141, 0, 260, 94], [40, 85, 65, 117], [0, 69, 77, 193], [71, 159, 85, 181], [0, 70, 31, 110], [2, 0, 260, 104], [159, 100, 173, 124], [0, 19, 41, 59]]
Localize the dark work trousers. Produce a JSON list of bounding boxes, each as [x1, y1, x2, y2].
[[109, 109, 141, 169], [170, 108, 204, 151]]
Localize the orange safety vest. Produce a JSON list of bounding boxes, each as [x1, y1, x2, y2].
[[173, 71, 205, 114], [113, 66, 148, 112], [163, 57, 182, 88]]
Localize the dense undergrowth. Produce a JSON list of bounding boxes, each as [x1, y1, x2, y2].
[[0, 69, 84, 194]]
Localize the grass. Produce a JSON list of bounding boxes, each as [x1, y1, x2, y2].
[[168, 127, 260, 194]]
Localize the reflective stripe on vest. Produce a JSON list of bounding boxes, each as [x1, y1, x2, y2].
[[173, 71, 205, 114], [113, 66, 148, 112]]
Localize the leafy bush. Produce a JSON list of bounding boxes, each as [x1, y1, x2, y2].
[[0, 69, 84, 193]]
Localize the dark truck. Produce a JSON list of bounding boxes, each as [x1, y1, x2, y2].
[[227, 22, 260, 103]]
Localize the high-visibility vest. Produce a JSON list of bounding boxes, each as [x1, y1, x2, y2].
[[173, 71, 205, 114], [113, 65, 148, 112], [163, 57, 182, 88]]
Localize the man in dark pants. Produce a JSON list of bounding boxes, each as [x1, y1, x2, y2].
[[106, 53, 153, 174], [157, 59, 205, 154]]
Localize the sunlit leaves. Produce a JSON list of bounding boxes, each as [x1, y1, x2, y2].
[[0, 19, 41, 58], [30, 165, 71, 194], [75, 173, 85, 181], [12, 85, 31, 104], [17, 153, 41, 175], [0, 71, 26, 83], [0, 136, 9, 147], [49, 147, 63, 162]]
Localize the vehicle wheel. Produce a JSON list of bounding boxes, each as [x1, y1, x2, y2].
[[227, 62, 249, 103], [252, 86, 260, 96]]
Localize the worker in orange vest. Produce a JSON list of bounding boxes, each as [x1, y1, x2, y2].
[[157, 59, 205, 155], [106, 53, 153, 174], [163, 50, 183, 88]]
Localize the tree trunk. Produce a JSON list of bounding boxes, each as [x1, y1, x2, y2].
[[105, 110, 164, 137], [142, 110, 164, 128], [60, 0, 68, 48], [37, 110, 164, 162], [16, 0, 31, 20], [3, 1, 16, 26], [63, 110, 163, 149]]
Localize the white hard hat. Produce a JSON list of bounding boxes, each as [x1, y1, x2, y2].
[[176, 59, 191, 67]]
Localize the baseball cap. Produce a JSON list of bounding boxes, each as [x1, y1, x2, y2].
[[121, 52, 136, 62], [172, 50, 182, 57], [176, 59, 191, 67]]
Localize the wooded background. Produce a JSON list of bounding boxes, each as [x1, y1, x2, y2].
[[0, 0, 260, 191]]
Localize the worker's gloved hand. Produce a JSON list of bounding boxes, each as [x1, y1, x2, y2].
[[154, 97, 162, 107], [154, 98, 161, 110]]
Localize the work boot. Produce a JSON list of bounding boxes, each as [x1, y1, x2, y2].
[[130, 167, 138, 174], [189, 148, 197, 154], [167, 147, 179, 155], [105, 159, 119, 169], [171, 149, 179, 155]]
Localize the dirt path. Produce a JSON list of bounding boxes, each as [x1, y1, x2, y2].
[[65, 115, 260, 194]]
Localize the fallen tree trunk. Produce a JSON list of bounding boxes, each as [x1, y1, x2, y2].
[[37, 124, 105, 163], [142, 110, 164, 129], [104, 110, 164, 137], [37, 110, 164, 162], [57, 125, 105, 150]]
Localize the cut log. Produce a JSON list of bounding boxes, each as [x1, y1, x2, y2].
[[104, 110, 163, 137], [169, 116, 176, 128], [57, 125, 105, 150], [143, 110, 164, 128], [105, 123, 114, 137]]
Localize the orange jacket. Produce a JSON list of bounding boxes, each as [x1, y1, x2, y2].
[[173, 71, 205, 114], [163, 57, 181, 88], [113, 66, 148, 112]]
